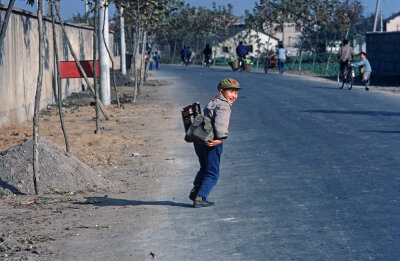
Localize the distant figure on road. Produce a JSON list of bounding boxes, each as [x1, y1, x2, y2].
[[181, 46, 187, 64], [154, 51, 161, 70], [189, 78, 241, 208], [203, 44, 212, 67], [337, 39, 355, 77], [236, 41, 248, 59], [351, 52, 372, 91], [277, 43, 286, 74]]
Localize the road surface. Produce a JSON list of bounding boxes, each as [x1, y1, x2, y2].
[[142, 66, 400, 261], [63, 65, 400, 260]]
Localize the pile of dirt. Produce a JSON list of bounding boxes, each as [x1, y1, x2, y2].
[[0, 137, 108, 195], [63, 91, 94, 106]]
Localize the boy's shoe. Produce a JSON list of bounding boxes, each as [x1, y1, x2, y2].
[[365, 87, 369, 91], [193, 199, 215, 208]]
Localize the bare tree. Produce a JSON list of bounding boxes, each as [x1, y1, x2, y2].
[[32, 0, 45, 195], [93, 0, 101, 134], [50, 1, 70, 152], [0, 0, 16, 49]]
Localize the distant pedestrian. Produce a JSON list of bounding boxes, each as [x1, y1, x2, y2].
[[351, 52, 372, 91], [154, 51, 161, 70], [189, 78, 241, 208], [181, 46, 187, 64], [277, 43, 286, 74]]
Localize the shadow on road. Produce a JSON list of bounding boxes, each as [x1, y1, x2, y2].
[[360, 130, 400, 134], [301, 110, 400, 117], [312, 86, 340, 90], [75, 196, 193, 208]]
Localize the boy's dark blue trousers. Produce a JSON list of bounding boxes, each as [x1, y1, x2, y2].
[[193, 141, 223, 200]]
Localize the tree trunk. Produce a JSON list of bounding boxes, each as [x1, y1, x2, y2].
[[33, 0, 45, 195], [50, 2, 70, 152], [144, 41, 155, 84], [298, 39, 304, 71], [0, 0, 16, 49], [312, 32, 319, 73], [193, 38, 199, 65], [139, 29, 147, 94], [102, 6, 120, 108], [132, 27, 140, 102], [171, 38, 176, 64], [53, 2, 110, 120], [325, 31, 337, 76], [93, 0, 101, 134]]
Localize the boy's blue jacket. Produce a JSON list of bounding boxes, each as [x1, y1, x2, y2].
[[204, 95, 232, 139], [353, 58, 372, 72]]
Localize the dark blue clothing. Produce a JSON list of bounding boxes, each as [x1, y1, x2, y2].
[[182, 48, 188, 57], [193, 142, 223, 200], [155, 54, 161, 70], [278, 59, 285, 73], [236, 44, 248, 56]]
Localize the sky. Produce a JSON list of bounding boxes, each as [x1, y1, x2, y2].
[[7, 0, 400, 20]]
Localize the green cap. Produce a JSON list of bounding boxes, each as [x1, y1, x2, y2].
[[218, 78, 241, 90]]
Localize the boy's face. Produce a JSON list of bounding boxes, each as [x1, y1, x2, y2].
[[219, 88, 239, 104], [360, 53, 365, 59]]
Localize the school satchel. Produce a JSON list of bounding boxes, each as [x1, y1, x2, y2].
[[359, 65, 365, 74], [186, 114, 214, 143]]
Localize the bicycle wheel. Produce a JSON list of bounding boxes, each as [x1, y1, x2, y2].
[[346, 72, 354, 90], [337, 70, 344, 89]]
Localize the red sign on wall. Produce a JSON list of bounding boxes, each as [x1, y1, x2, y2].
[[59, 60, 100, 79]]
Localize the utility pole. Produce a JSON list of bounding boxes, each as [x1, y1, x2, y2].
[[120, 7, 126, 75], [37, 0, 45, 16], [98, 0, 110, 105], [380, 11, 383, 32], [373, 0, 380, 32], [85, 0, 89, 23]]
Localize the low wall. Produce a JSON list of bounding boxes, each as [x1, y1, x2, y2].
[[366, 32, 400, 77], [0, 6, 113, 127]]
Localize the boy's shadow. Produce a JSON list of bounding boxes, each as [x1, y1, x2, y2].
[[74, 196, 193, 208]]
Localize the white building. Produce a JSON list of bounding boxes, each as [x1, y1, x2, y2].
[[384, 12, 400, 32], [213, 29, 279, 59]]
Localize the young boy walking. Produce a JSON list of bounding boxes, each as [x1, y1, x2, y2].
[[189, 78, 240, 208], [352, 52, 372, 91]]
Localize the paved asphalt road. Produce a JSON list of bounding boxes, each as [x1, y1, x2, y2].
[[137, 65, 400, 261]]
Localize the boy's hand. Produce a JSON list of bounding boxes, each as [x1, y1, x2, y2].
[[205, 139, 222, 147]]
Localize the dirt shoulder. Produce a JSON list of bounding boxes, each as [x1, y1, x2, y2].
[[0, 77, 182, 260]]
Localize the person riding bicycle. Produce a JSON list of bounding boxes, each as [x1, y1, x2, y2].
[[236, 41, 248, 59], [337, 39, 355, 77], [203, 44, 212, 66], [351, 52, 372, 91]]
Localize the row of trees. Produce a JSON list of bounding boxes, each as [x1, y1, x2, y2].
[[113, 0, 370, 75]]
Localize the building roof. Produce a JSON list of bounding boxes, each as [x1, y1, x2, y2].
[[218, 26, 280, 44], [384, 11, 400, 22]]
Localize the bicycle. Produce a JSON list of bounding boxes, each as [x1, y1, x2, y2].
[[238, 55, 246, 72], [337, 62, 354, 90], [204, 55, 211, 67]]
